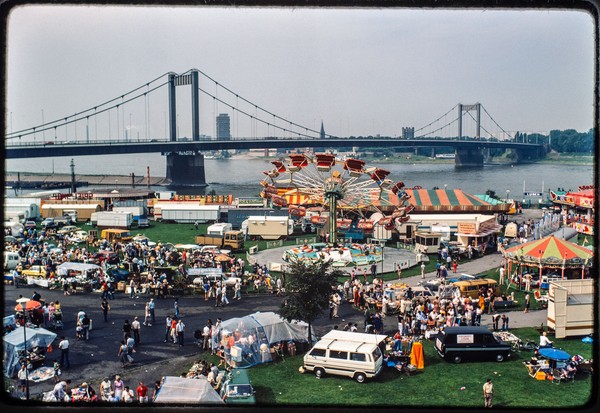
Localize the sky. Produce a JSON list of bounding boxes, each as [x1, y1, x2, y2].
[[4, 4, 595, 142]]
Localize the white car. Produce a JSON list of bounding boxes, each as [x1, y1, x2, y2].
[[57, 225, 78, 235], [191, 273, 241, 287], [74, 230, 88, 239]]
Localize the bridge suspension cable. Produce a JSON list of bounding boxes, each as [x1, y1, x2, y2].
[[415, 113, 461, 138], [6, 72, 171, 141], [481, 104, 514, 140], [414, 103, 459, 135], [194, 68, 331, 138]]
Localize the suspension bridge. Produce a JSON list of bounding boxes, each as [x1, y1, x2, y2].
[[5, 69, 546, 186]]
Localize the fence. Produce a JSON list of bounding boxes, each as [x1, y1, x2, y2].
[[266, 240, 284, 249]]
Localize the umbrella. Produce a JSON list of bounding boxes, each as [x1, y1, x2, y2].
[[14, 300, 42, 312], [214, 254, 231, 262], [538, 347, 571, 361]]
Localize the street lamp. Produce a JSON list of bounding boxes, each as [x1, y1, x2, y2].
[[16, 297, 30, 400]]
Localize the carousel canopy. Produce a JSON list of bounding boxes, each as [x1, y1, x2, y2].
[[503, 235, 592, 266]]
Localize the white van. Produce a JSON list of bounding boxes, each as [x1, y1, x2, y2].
[[302, 330, 387, 383], [3, 251, 21, 271]]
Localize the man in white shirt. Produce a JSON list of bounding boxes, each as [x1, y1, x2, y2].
[[539, 332, 553, 348], [58, 336, 70, 369], [131, 317, 141, 346], [176, 319, 185, 346]]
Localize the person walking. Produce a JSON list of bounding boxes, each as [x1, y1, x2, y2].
[[148, 299, 156, 324], [131, 317, 141, 345], [215, 284, 222, 307], [176, 319, 185, 346], [221, 284, 229, 306], [420, 262, 426, 279], [174, 299, 179, 319], [100, 298, 110, 322], [100, 377, 112, 401], [164, 315, 173, 343], [524, 293, 530, 313], [483, 378, 494, 408], [143, 302, 152, 326], [122, 320, 132, 342], [118, 341, 129, 368], [58, 336, 70, 369], [81, 313, 91, 340]]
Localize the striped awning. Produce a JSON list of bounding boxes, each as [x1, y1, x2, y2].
[[404, 189, 510, 213]]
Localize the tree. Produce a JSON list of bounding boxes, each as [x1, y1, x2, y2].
[[277, 258, 342, 344]]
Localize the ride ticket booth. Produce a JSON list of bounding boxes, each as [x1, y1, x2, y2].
[[455, 218, 502, 255]]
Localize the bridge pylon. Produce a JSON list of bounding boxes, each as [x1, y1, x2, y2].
[[165, 71, 206, 186]]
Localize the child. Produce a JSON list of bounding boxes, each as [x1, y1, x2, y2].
[[53, 359, 61, 383]]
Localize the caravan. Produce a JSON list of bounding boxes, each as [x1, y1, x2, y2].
[[303, 330, 386, 383]]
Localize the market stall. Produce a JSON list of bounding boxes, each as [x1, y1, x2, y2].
[[219, 311, 314, 368], [153, 376, 224, 404], [3, 326, 56, 377]]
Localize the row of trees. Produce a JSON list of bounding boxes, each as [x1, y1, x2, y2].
[[514, 129, 594, 153]]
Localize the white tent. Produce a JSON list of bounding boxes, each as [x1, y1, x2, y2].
[[153, 376, 224, 404], [3, 326, 57, 377], [56, 262, 100, 273], [219, 311, 315, 368]]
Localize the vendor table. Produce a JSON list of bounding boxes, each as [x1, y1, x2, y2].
[[493, 331, 521, 351]]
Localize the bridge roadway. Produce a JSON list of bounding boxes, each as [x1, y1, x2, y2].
[[5, 137, 544, 159]]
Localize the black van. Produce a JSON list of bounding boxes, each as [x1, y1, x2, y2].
[[435, 326, 511, 364]]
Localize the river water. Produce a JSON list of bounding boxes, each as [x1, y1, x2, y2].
[[5, 153, 594, 200]]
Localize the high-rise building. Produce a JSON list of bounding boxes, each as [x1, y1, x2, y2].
[[402, 127, 415, 139], [216, 113, 231, 141]]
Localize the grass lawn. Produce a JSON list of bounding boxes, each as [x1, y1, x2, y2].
[[245, 327, 594, 408]]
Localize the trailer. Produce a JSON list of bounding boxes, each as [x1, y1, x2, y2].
[[113, 206, 145, 222], [242, 216, 294, 240], [227, 207, 289, 229], [547, 279, 594, 339], [41, 203, 102, 222], [94, 211, 133, 229], [154, 203, 220, 223], [195, 230, 245, 251]]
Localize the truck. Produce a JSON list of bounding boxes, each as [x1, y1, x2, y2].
[[93, 211, 134, 228], [195, 230, 245, 251], [207, 223, 232, 236], [242, 216, 294, 240], [100, 228, 133, 243]]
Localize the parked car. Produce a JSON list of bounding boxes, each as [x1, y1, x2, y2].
[[137, 218, 150, 228], [58, 225, 79, 235], [435, 326, 511, 364], [41, 218, 57, 229], [73, 230, 88, 239], [21, 265, 47, 278], [24, 221, 37, 230], [220, 369, 256, 404], [106, 267, 130, 282]]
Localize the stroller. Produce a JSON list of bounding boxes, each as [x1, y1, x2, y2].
[[51, 311, 64, 330]]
